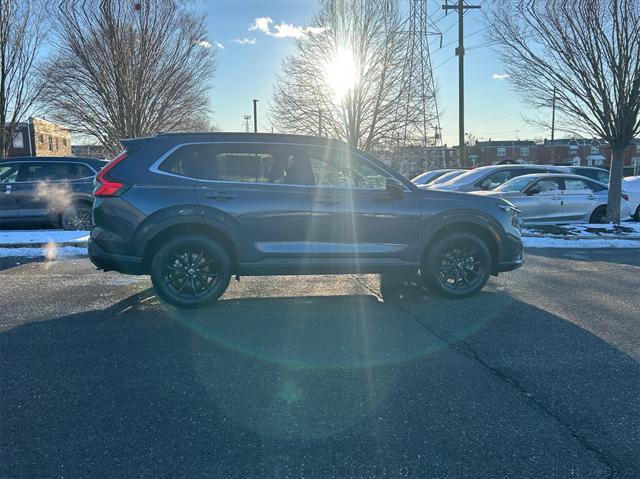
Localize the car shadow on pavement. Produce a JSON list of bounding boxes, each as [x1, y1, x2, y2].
[[1, 288, 638, 477]]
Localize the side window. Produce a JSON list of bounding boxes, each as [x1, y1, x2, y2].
[[158, 144, 217, 180], [309, 148, 388, 190], [565, 178, 597, 193], [595, 170, 609, 184], [0, 164, 19, 184], [478, 170, 511, 189], [67, 164, 95, 179], [21, 163, 70, 182], [531, 178, 562, 193], [215, 145, 314, 186]]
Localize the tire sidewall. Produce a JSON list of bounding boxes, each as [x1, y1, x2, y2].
[[423, 232, 491, 298], [150, 235, 231, 308], [61, 202, 93, 230], [590, 206, 607, 224]]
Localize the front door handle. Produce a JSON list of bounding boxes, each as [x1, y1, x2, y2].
[[204, 191, 236, 201], [586, 195, 597, 200]]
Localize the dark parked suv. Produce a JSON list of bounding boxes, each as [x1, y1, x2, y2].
[[89, 133, 524, 308], [0, 156, 106, 230]]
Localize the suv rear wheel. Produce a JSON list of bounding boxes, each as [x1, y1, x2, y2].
[[422, 233, 491, 298], [150, 235, 231, 308]]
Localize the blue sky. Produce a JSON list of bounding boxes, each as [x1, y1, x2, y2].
[[201, 0, 550, 145]]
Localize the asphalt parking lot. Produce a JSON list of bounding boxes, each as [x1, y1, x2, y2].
[[1, 248, 639, 478]]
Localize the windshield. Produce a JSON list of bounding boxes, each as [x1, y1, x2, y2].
[[427, 170, 465, 185], [438, 167, 493, 185], [412, 170, 443, 184], [495, 176, 537, 192]]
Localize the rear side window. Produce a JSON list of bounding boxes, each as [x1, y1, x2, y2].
[[565, 178, 604, 192], [67, 164, 95, 179], [157, 143, 316, 185], [158, 144, 217, 180]]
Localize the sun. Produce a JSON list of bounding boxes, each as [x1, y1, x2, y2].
[[323, 47, 358, 102]]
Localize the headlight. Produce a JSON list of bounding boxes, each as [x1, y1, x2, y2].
[[496, 203, 521, 215]]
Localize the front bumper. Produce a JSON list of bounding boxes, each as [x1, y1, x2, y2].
[[88, 239, 146, 275], [496, 233, 524, 273]]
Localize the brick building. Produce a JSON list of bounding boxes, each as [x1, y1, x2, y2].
[[4, 118, 72, 158], [466, 138, 639, 176]]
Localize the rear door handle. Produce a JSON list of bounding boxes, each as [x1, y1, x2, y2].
[[587, 195, 597, 200], [204, 191, 236, 201]]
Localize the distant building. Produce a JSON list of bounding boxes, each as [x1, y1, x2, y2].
[[4, 118, 72, 157], [72, 144, 111, 160]]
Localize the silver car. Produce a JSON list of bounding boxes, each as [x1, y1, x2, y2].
[[474, 173, 632, 224], [432, 164, 569, 192], [411, 168, 460, 186]]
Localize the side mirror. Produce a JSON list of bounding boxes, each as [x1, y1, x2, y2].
[[386, 178, 405, 199], [479, 179, 492, 190], [526, 187, 540, 196]]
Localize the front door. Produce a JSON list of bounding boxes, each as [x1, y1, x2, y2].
[[518, 177, 564, 223], [305, 146, 421, 268]]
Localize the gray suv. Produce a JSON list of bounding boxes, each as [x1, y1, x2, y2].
[[89, 133, 524, 308]]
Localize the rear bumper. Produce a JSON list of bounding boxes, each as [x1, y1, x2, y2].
[[88, 239, 146, 275]]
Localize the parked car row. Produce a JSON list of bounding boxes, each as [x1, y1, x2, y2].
[[0, 157, 106, 230], [412, 164, 635, 223]]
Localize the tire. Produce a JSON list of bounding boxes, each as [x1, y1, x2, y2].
[[422, 232, 491, 299], [634, 205, 640, 222], [379, 273, 408, 301], [589, 205, 607, 224], [61, 202, 93, 230], [150, 235, 231, 308]]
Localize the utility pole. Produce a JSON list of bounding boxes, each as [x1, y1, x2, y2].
[[550, 86, 556, 164], [253, 99, 258, 133], [443, 0, 481, 167]]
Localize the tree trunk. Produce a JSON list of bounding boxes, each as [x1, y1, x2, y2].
[[606, 145, 625, 224]]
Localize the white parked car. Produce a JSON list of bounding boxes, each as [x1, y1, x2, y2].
[[473, 173, 632, 224], [622, 176, 640, 221], [432, 164, 570, 192]]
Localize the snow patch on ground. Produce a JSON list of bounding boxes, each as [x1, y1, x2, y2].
[[523, 237, 640, 249], [0, 246, 88, 258], [0, 230, 89, 245], [522, 222, 640, 238]]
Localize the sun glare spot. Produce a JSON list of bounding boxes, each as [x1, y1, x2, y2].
[[324, 47, 357, 102]]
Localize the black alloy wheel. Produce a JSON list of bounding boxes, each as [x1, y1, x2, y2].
[[590, 206, 608, 224], [150, 235, 231, 308], [423, 233, 491, 298]]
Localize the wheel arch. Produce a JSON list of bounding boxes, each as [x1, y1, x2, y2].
[[141, 221, 240, 272], [422, 220, 501, 275]]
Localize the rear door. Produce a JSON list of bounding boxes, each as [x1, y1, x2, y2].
[[0, 163, 21, 221], [305, 146, 421, 265], [562, 178, 603, 221], [176, 142, 315, 264]]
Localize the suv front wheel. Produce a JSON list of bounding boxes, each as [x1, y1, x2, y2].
[[150, 235, 231, 308], [422, 233, 491, 298]]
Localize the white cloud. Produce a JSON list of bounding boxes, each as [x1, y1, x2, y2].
[[198, 40, 212, 49], [249, 17, 326, 39], [232, 37, 256, 45], [214, 41, 224, 50], [493, 73, 511, 80]]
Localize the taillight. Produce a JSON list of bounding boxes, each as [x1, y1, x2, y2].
[[95, 151, 129, 197], [622, 193, 629, 201]]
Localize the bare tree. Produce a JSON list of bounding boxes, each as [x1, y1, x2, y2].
[[40, 0, 215, 153], [271, 0, 431, 152], [0, 0, 47, 158], [486, 0, 640, 223]]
